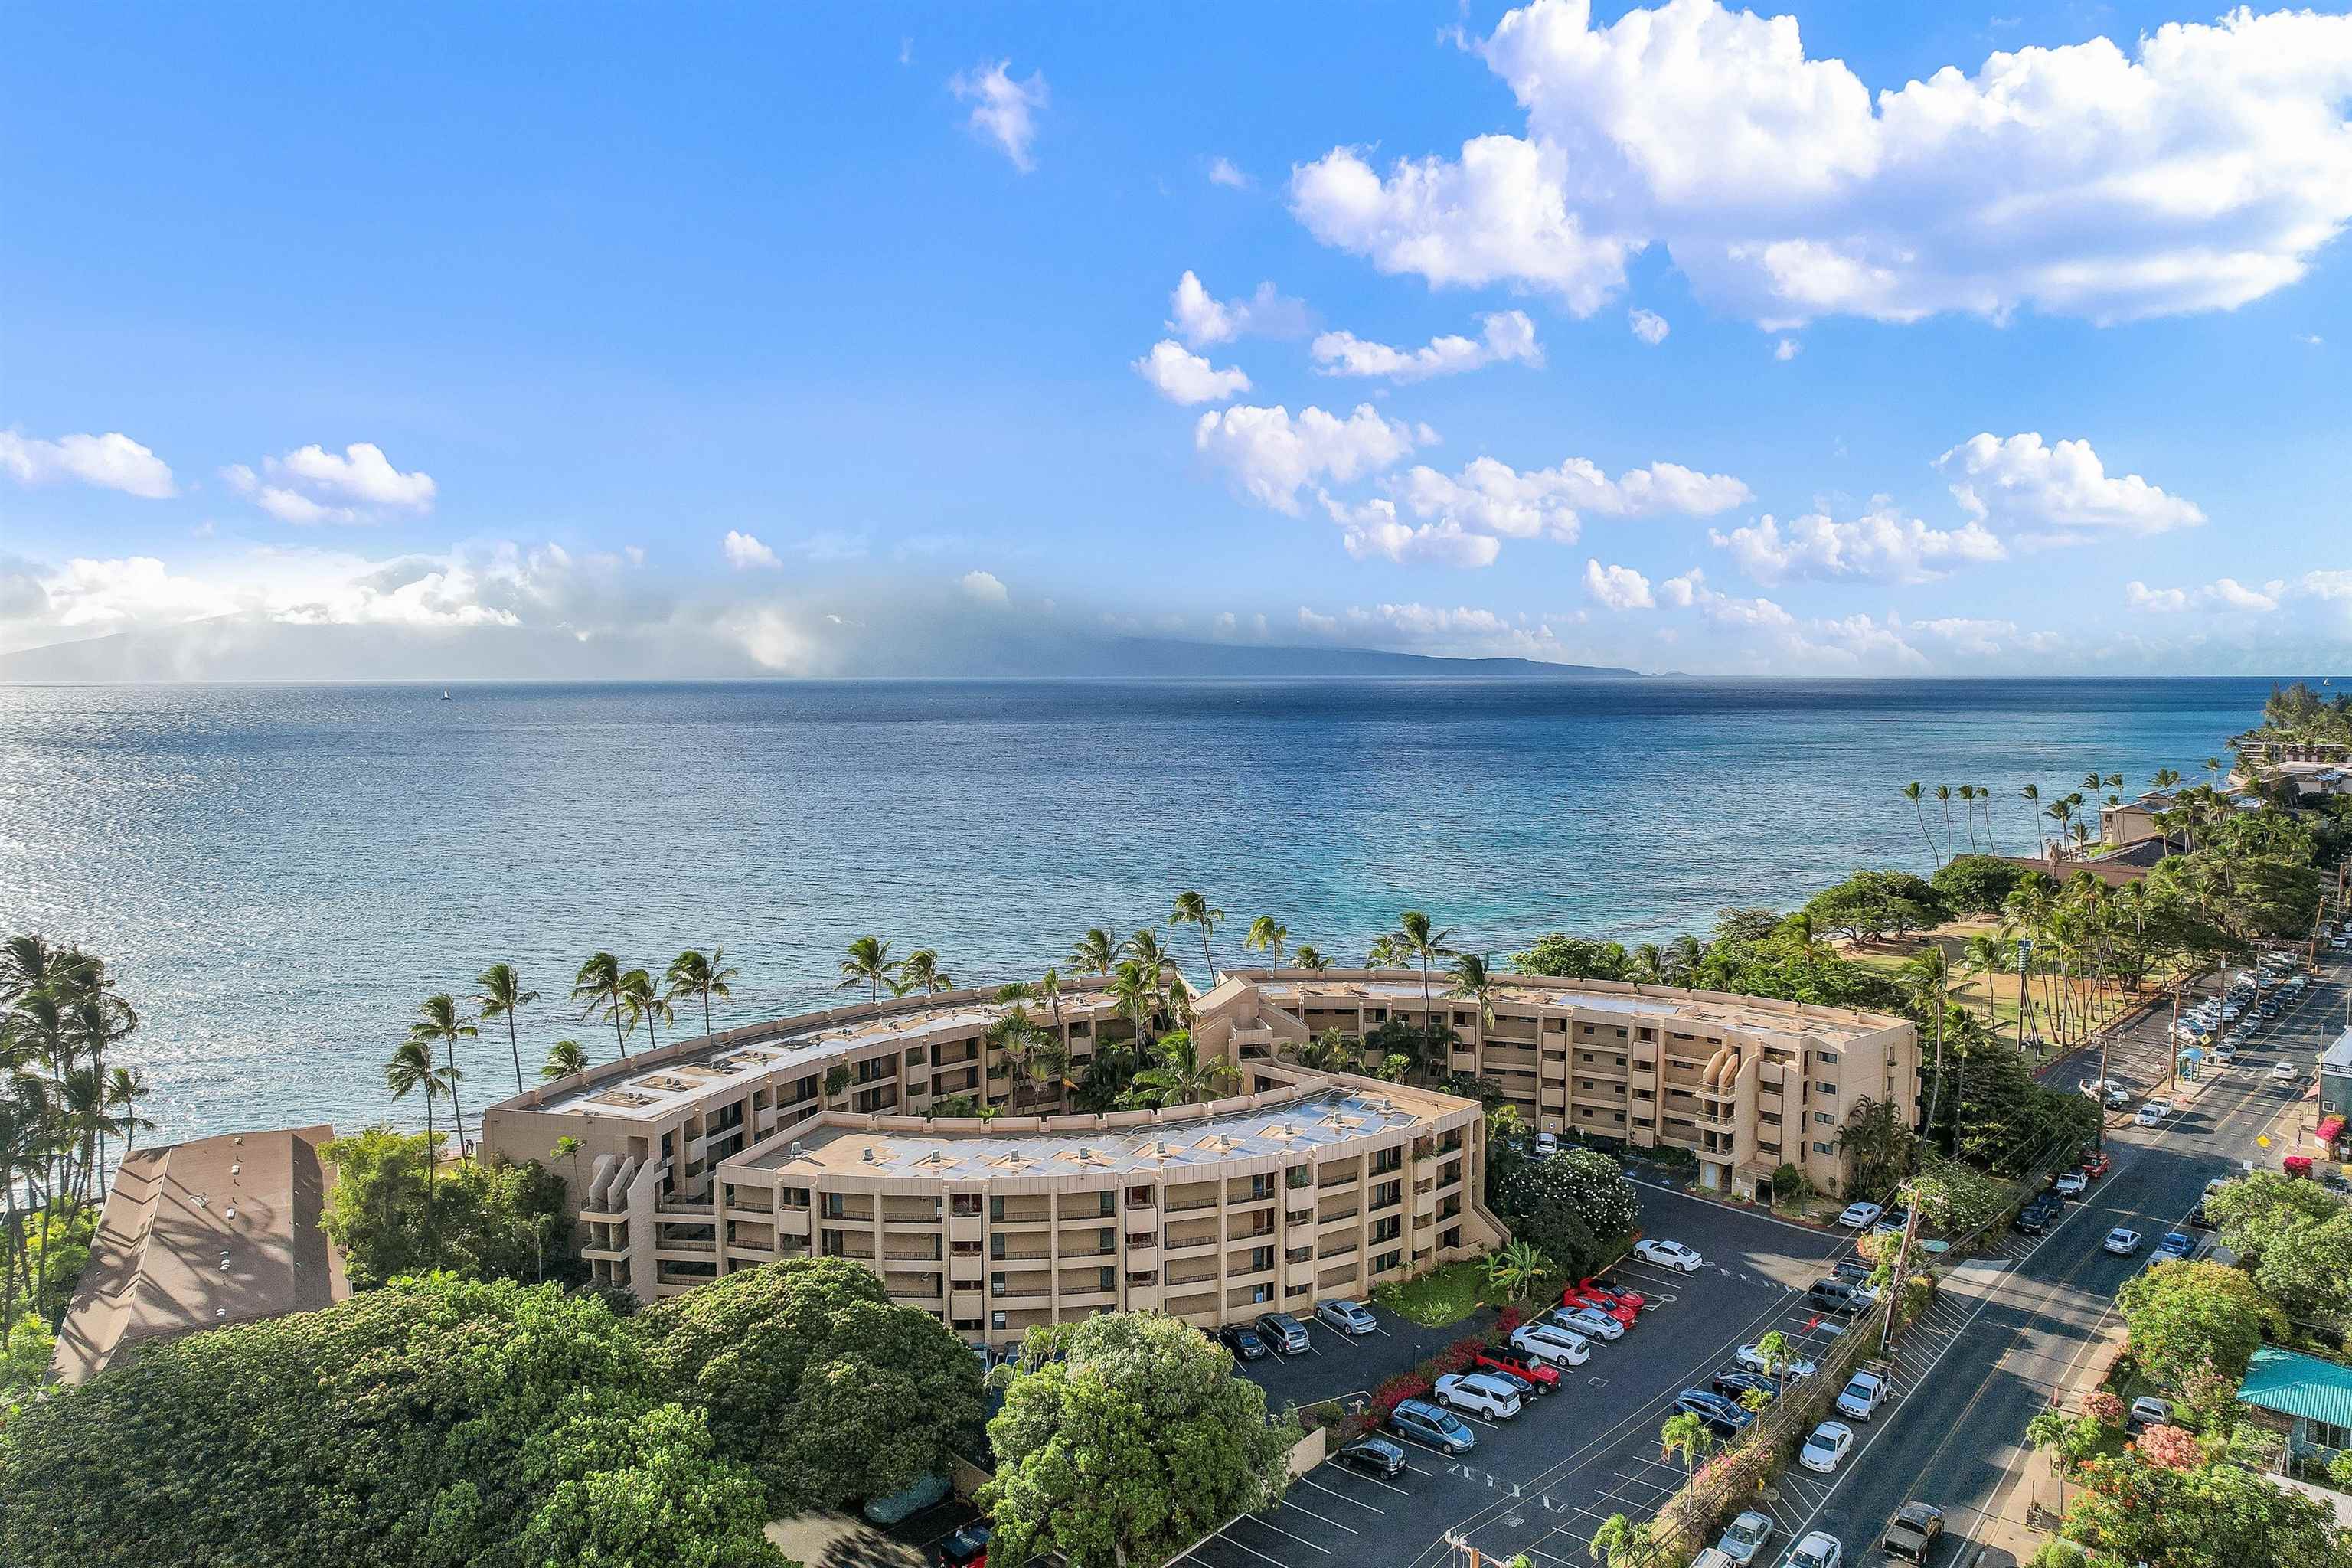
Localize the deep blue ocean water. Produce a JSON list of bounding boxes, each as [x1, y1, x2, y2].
[[0, 678, 2282, 1145]]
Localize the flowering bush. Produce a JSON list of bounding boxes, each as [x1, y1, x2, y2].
[[2132, 1423, 2203, 1471], [1371, 1372, 1430, 1416], [2082, 1391, 2125, 1427], [1495, 1305, 1525, 1335]]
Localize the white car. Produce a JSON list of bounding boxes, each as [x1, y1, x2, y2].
[[2053, 1171, 2089, 1197], [1509, 1322, 1591, 1368], [1433, 1372, 1522, 1419], [2104, 1227, 2142, 1256], [1797, 1420, 1855, 1474], [1781, 1532, 1843, 1568], [1716, 1511, 1775, 1566], [1550, 1305, 1625, 1342], [2135, 1099, 2173, 1127], [1835, 1202, 1883, 1229], [1734, 1343, 1817, 1380], [1533, 1130, 1560, 1157], [2272, 1062, 2301, 1082], [1634, 1238, 1704, 1272], [2212, 1043, 2239, 1064], [1834, 1370, 1890, 1421]]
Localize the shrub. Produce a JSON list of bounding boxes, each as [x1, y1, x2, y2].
[[2132, 1423, 2203, 1470], [2082, 1391, 2125, 1427]]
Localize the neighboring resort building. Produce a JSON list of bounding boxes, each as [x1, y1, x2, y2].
[[479, 968, 1917, 1344]]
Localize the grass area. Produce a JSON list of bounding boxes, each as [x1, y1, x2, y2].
[[1844, 923, 2151, 1054], [1371, 1258, 1493, 1327]]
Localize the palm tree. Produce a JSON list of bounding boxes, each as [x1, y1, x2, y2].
[[1109, 961, 1161, 1052], [1902, 782, 1939, 870], [384, 1037, 455, 1250], [1658, 1411, 1710, 1472], [987, 1006, 1042, 1109], [1904, 947, 1949, 1143], [1587, 1514, 1642, 1568], [838, 936, 897, 1006], [1628, 943, 1664, 984], [2020, 782, 2043, 856], [410, 994, 479, 1164], [1244, 916, 1289, 972], [1755, 1328, 1795, 1398], [663, 948, 738, 1038], [896, 948, 952, 997], [1129, 1031, 1239, 1108], [1365, 935, 1403, 969], [475, 962, 541, 1094], [1485, 1238, 1553, 1302], [1962, 932, 2008, 1040], [573, 952, 631, 1058], [1956, 785, 1979, 853], [1448, 953, 1498, 1060], [1935, 784, 1955, 862], [1294, 945, 1333, 972], [1122, 928, 1173, 987], [2151, 766, 2180, 793], [103, 1067, 153, 1161], [1284, 1027, 1356, 1073], [2203, 756, 2224, 789], [1978, 784, 1997, 854], [618, 968, 670, 1054], [1036, 965, 1066, 1040], [542, 1038, 590, 1080], [1169, 892, 1225, 985], [1395, 910, 1455, 1028], [1067, 928, 1119, 980]]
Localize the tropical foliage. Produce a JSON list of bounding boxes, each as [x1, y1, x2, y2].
[[317, 1126, 578, 1290]]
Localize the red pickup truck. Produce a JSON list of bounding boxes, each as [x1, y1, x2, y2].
[[1474, 1346, 1563, 1393]]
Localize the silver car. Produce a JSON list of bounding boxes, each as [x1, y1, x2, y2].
[[1717, 1511, 1775, 1566]]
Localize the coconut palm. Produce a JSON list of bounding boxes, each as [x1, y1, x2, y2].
[[1977, 784, 1997, 853], [1244, 916, 1289, 972], [1365, 935, 1403, 968], [1129, 1031, 1239, 1108], [663, 948, 738, 1038], [1067, 928, 1119, 979], [1036, 966, 1066, 1040], [1755, 1328, 1795, 1396], [987, 1005, 1042, 1109], [1902, 782, 1938, 869], [1934, 784, 1955, 861], [542, 1038, 590, 1080], [1169, 891, 1225, 984], [1294, 945, 1333, 972], [837, 936, 897, 1006], [1955, 785, 1979, 853], [1394, 910, 1455, 1026], [1109, 960, 1161, 1051], [474, 962, 541, 1094], [384, 1036, 456, 1252], [1903, 946, 1949, 1142], [103, 1066, 153, 1160], [1284, 1027, 1356, 1073], [2019, 782, 2042, 856], [896, 948, 952, 997], [1587, 1514, 1642, 1568], [1962, 931, 2009, 1038], [2151, 766, 2180, 793], [572, 952, 631, 1059], [1665, 932, 1706, 983], [410, 994, 479, 1164], [1485, 1238, 1553, 1302], [1658, 1411, 1710, 1472], [1448, 953, 1499, 1058], [1122, 927, 1173, 982], [1628, 943, 1664, 984]]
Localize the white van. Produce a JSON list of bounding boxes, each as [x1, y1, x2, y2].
[[1509, 1321, 1592, 1368]]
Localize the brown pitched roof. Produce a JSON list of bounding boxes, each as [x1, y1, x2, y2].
[[51, 1123, 349, 1385]]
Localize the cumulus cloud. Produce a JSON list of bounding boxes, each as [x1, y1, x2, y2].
[[1166, 270, 1313, 348], [1207, 156, 1251, 189], [1937, 432, 2203, 541], [1318, 495, 1502, 568], [1289, 0, 2352, 326], [722, 531, 782, 570], [949, 60, 1047, 172], [1311, 309, 1544, 381], [1293, 601, 1586, 662], [1773, 338, 1801, 361], [959, 569, 1011, 604], [2125, 576, 2284, 613], [0, 430, 177, 499], [1132, 339, 1253, 404], [224, 441, 436, 525], [1583, 558, 1655, 609], [1391, 453, 1750, 548], [1628, 309, 1669, 345], [1192, 403, 1422, 513], [1708, 503, 2007, 585]]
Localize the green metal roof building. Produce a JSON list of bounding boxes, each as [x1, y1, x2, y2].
[[2238, 1346, 2352, 1456]]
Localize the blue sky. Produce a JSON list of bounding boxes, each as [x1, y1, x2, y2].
[[5, 1, 2349, 677]]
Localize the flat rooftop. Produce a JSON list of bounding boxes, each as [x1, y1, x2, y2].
[[1257, 975, 1896, 1044], [734, 1083, 1457, 1181]]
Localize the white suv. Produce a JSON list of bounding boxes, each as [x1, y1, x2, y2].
[[1433, 1372, 1523, 1419], [1510, 1322, 1592, 1368]]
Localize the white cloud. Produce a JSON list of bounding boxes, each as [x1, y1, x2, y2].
[[1132, 339, 1253, 404], [0, 430, 176, 498], [1290, 0, 2352, 326], [225, 441, 436, 525], [959, 570, 1011, 604], [1708, 504, 2007, 585], [1583, 557, 1655, 609], [2125, 576, 2283, 613], [1318, 495, 1503, 568], [1773, 338, 1801, 361], [722, 531, 782, 570], [1193, 403, 1422, 513], [1293, 601, 1583, 661], [1393, 453, 1749, 547], [1937, 432, 2203, 539], [1311, 309, 1544, 381], [949, 60, 1047, 172], [1166, 270, 1312, 348], [1207, 156, 1251, 189], [1628, 308, 1669, 345]]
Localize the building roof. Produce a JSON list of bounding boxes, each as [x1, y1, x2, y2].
[[2321, 1028, 2352, 1075], [1254, 974, 1904, 1045], [51, 1124, 349, 1385], [2237, 1346, 2352, 1431]]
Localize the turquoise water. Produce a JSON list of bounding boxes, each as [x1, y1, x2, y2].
[[0, 678, 2276, 1145]]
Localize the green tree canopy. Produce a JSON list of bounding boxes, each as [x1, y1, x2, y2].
[[1494, 1147, 1639, 1276], [0, 1273, 785, 1568], [2063, 1444, 2352, 1568], [2203, 1172, 2352, 1321], [2115, 1258, 2281, 1388], [1511, 935, 1633, 981], [1799, 870, 1952, 944], [983, 1312, 1297, 1568], [631, 1256, 985, 1515], [1932, 856, 2050, 916], [319, 1125, 579, 1289]]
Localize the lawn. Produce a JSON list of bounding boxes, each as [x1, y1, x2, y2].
[[1372, 1258, 1492, 1327], [1844, 923, 2153, 1056]]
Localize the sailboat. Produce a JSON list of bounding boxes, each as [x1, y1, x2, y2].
[[441, 689, 451, 701]]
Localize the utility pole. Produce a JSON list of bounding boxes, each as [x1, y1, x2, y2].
[[1879, 1183, 1921, 1362]]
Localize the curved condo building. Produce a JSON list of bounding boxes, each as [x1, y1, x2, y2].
[[481, 967, 1914, 1345]]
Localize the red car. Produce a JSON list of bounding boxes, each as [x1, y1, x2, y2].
[[1474, 1346, 1563, 1393], [1581, 1276, 1648, 1312], [1560, 1282, 1638, 1325], [2078, 1152, 2112, 1180]]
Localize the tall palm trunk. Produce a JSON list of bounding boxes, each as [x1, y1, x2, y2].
[[443, 1040, 469, 1165], [505, 1012, 524, 1096], [423, 1089, 439, 1261]]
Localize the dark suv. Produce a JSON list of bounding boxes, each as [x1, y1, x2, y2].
[[1807, 1279, 1866, 1315], [2013, 1197, 2060, 1235], [1254, 1312, 1311, 1354]]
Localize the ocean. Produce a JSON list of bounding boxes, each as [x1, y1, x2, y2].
[[0, 677, 2278, 1147]]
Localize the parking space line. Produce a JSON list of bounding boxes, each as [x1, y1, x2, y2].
[[1178, 1529, 1289, 1568], [1294, 1475, 1383, 1512], [1272, 1498, 1358, 1534], [1230, 1514, 1333, 1556]]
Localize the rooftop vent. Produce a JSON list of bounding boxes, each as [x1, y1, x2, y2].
[[787, 1141, 805, 1158]]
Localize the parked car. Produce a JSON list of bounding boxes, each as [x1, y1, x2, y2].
[[1835, 1201, 1884, 1229], [2135, 1099, 2174, 1127], [1798, 1420, 1855, 1474], [1734, 1343, 1817, 1380], [1876, 1207, 1912, 1233], [2079, 1079, 2128, 1109], [1336, 1436, 1409, 1478], [938, 1525, 991, 1568], [2127, 1395, 2174, 1431], [2155, 1232, 2194, 1261], [1534, 1130, 1560, 1157], [1561, 1282, 1638, 1325], [2212, 1043, 2239, 1064], [2104, 1227, 2143, 1256], [1255, 1312, 1310, 1354], [1315, 1298, 1378, 1336], [2014, 1197, 2060, 1235], [2272, 1061, 2300, 1081], [1881, 1502, 1944, 1564], [1673, 1388, 1754, 1438], [1219, 1324, 1269, 1361], [1808, 1279, 1869, 1315], [1433, 1372, 1523, 1420], [2078, 1149, 2110, 1178], [1780, 1531, 1844, 1568], [864, 1472, 952, 1526], [1580, 1275, 1648, 1311], [1716, 1511, 1775, 1566], [1633, 1238, 1704, 1272], [1510, 1321, 1592, 1368], [1831, 1259, 1874, 1284], [2053, 1171, 2089, 1198], [2188, 1200, 2215, 1230], [1390, 1397, 1476, 1454], [1471, 1364, 1540, 1402], [1475, 1346, 1562, 1393], [1711, 1370, 1776, 1404], [1835, 1369, 1890, 1421], [1548, 1305, 1625, 1342]]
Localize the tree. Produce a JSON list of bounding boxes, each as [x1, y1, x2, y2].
[[1067, 928, 1119, 980], [1658, 1410, 1710, 1471], [664, 948, 738, 1038], [1933, 856, 2045, 917], [1127, 1031, 1238, 1108], [1834, 1096, 1916, 1197], [837, 935, 897, 1006], [319, 1126, 580, 1289], [2116, 1259, 2280, 1387], [2203, 1171, 2352, 1320], [474, 962, 541, 1095], [1169, 891, 1225, 985], [0, 1273, 789, 1568], [1294, 945, 1332, 972], [384, 1037, 452, 1250], [1903, 782, 1939, 870], [1244, 916, 1289, 972], [2134, 1423, 2205, 1471], [1448, 953, 1499, 1057], [1494, 1148, 1638, 1277], [981, 1312, 1298, 1568], [897, 948, 952, 997], [1511, 934, 1631, 981], [542, 1037, 590, 1080], [632, 1257, 984, 1515], [2062, 1445, 2352, 1568], [1485, 1239, 1553, 1302], [1395, 910, 1455, 1027], [573, 952, 632, 1058], [410, 992, 479, 1163], [1587, 1514, 1642, 1568], [1754, 1328, 1795, 1396], [1800, 871, 1950, 945], [619, 967, 671, 1053]]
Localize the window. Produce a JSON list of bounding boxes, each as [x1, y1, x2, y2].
[[1096, 1191, 1117, 1217], [1813, 1141, 1834, 1155], [991, 1311, 1008, 1330], [990, 1196, 1004, 1221], [1816, 1081, 1838, 1096], [991, 1272, 1006, 1296], [1250, 1246, 1274, 1272], [1370, 1217, 1402, 1245], [2310, 1418, 2352, 1452], [991, 1233, 1007, 1259], [1815, 1048, 1840, 1064], [1373, 1250, 1404, 1275], [906, 1047, 927, 1067], [952, 1240, 982, 1256], [951, 1193, 982, 1217], [822, 1192, 845, 1219], [1100, 1266, 1116, 1292], [1815, 1112, 1836, 1126], [954, 1318, 982, 1333]]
